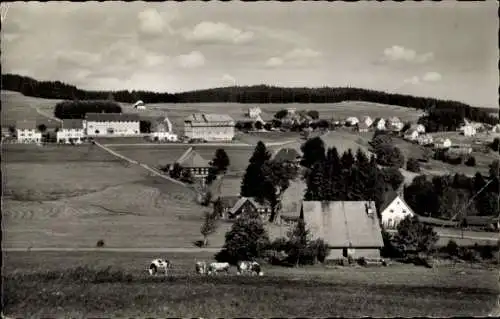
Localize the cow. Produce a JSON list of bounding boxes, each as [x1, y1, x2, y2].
[[237, 261, 264, 276], [195, 261, 208, 275], [207, 262, 231, 275], [148, 258, 171, 276]]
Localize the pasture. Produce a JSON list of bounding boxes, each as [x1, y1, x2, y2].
[[3, 251, 499, 318]]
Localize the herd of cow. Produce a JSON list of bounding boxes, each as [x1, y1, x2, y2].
[[148, 259, 264, 277]]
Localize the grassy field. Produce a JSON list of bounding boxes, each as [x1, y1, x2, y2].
[[3, 251, 499, 318]]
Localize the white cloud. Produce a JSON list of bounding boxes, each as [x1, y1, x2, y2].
[[265, 57, 284, 67], [183, 21, 254, 45], [221, 73, 236, 86], [55, 50, 102, 68], [144, 53, 169, 67], [176, 51, 205, 69], [138, 9, 165, 36], [284, 48, 322, 60], [383, 45, 434, 63], [403, 76, 421, 85], [422, 71, 442, 82]]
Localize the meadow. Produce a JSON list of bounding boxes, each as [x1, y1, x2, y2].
[[3, 251, 499, 318]]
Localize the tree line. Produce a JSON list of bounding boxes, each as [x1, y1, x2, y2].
[[3, 73, 497, 127], [54, 100, 122, 119]]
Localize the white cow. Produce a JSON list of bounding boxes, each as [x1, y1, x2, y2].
[[195, 261, 208, 275], [237, 261, 264, 276], [148, 258, 171, 276], [207, 262, 231, 275]]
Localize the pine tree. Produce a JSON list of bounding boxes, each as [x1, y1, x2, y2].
[[300, 136, 326, 168], [241, 141, 271, 197]]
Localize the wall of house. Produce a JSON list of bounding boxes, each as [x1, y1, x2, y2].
[[150, 132, 178, 142], [17, 129, 42, 143], [86, 121, 140, 136], [327, 248, 381, 260], [184, 124, 235, 141], [381, 199, 414, 229], [56, 129, 84, 142]]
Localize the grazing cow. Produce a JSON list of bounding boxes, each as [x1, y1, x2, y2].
[[237, 261, 264, 276], [207, 262, 231, 275], [148, 258, 171, 276], [195, 261, 208, 275]]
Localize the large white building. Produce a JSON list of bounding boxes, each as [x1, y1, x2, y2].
[[57, 119, 85, 144], [184, 113, 235, 142], [16, 120, 42, 144], [150, 117, 178, 142], [380, 194, 414, 229], [85, 113, 140, 137]]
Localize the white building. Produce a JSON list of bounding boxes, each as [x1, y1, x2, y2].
[[362, 116, 373, 128], [380, 194, 414, 229], [373, 118, 386, 131], [85, 113, 140, 137], [345, 116, 359, 126], [434, 138, 452, 149], [134, 100, 146, 110], [462, 125, 477, 137], [184, 113, 235, 142], [417, 134, 434, 146], [491, 124, 500, 133], [404, 129, 419, 141], [57, 119, 85, 144], [247, 107, 262, 118], [150, 118, 178, 142], [16, 120, 42, 144], [410, 124, 426, 134]]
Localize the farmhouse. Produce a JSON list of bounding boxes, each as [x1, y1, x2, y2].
[[461, 124, 477, 137], [174, 147, 211, 179], [362, 116, 373, 128], [373, 118, 386, 131], [56, 119, 84, 144], [447, 145, 473, 156], [357, 122, 370, 133], [345, 116, 359, 126], [85, 113, 140, 136], [303, 201, 384, 260], [410, 123, 426, 134], [417, 134, 434, 146], [226, 197, 272, 220], [247, 107, 262, 118], [491, 124, 500, 133], [404, 129, 419, 141], [16, 120, 42, 144], [434, 138, 452, 149], [134, 100, 146, 110], [379, 193, 414, 229], [184, 113, 235, 142], [150, 119, 178, 142]]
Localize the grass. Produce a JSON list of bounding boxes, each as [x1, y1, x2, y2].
[[3, 251, 499, 318]]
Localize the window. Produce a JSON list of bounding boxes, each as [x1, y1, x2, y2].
[[403, 210, 407, 214], [390, 209, 394, 213]]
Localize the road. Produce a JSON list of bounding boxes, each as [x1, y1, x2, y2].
[[386, 229, 498, 242], [102, 140, 298, 148], [3, 247, 221, 253]]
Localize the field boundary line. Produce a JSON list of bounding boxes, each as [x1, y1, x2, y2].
[[93, 141, 189, 189], [3, 247, 222, 253]]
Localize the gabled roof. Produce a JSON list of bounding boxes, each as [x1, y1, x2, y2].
[[229, 197, 269, 216], [404, 128, 419, 135], [379, 193, 414, 216], [273, 147, 301, 162], [16, 120, 37, 130], [184, 113, 234, 123], [303, 201, 383, 248], [85, 113, 140, 122], [62, 119, 84, 129], [358, 122, 370, 130], [175, 147, 210, 168]]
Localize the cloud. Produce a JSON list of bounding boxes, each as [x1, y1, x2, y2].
[[383, 45, 434, 63], [265, 48, 321, 68], [221, 73, 236, 86], [176, 51, 205, 69], [55, 51, 102, 69], [138, 9, 165, 35], [183, 21, 254, 45], [422, 71, 442, 82], [265, 57, 284, 68], [403, 76, 421, 85]]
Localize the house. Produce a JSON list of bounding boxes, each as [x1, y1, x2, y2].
[[391, 121, 405, 132], [247, 107, 262, 118], [150, 119, 178, 142], [173, 147, 211, 180], [273, 147, 302, 166], [134, 100, 146, 110], [227, 197, 271, 220], [447, 145, 472, 156], [491, 124, 500, 133], [345, 117, 359, 126], [378, 193, 414, 229], [387, 117, 401, 127], [404, 129, 419, 141], [357, 122, 370, 133], [303, 201, 384, 260], [56, 119, 84, 144], [286, 108, 296, 116], [373, 118, 386, 131], [417, 134, 434, 146], [85, 113, 140, 136], [362, 116, 373, 128], [16, 120, 42, 144], [184, 113, 235, 142], [217, 196, 241, 218], [461, 125, 477, 137], [410, 124, 426, 134], [434, 138, 452, 149]]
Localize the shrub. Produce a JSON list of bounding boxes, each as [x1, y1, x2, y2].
[[445, 240, 459, 257], [375, 144, 405, 168], [491, 138, 500, 152], [465, 156, 476, 167], [393, 215, 439, 258], [406, 158, 421, 173], [270, 237, 289, 252], [96, 239, 105, 248], [309, 238, 329, 263]]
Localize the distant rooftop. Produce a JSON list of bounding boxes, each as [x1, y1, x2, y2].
[[185, 113, 235, 124], [16, 120, 37, 130], [62, 119, 84, 129]]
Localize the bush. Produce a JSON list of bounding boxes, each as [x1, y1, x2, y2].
[[96, 239, 105, 248], [406, 158, 421, 173], [465, 156, 476, 167], [445, 240, 459, 257], [375, 144, 405, 168], [309, 238, 329, 263], [491, 138, 500, 152]]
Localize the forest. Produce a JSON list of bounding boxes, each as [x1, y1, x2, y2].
[[2, 73, 498, 127]]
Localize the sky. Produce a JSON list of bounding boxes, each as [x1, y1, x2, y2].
[[1, 1, 498, 108]]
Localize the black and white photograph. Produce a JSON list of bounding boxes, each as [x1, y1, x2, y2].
[[1, 1, 499, 318]]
